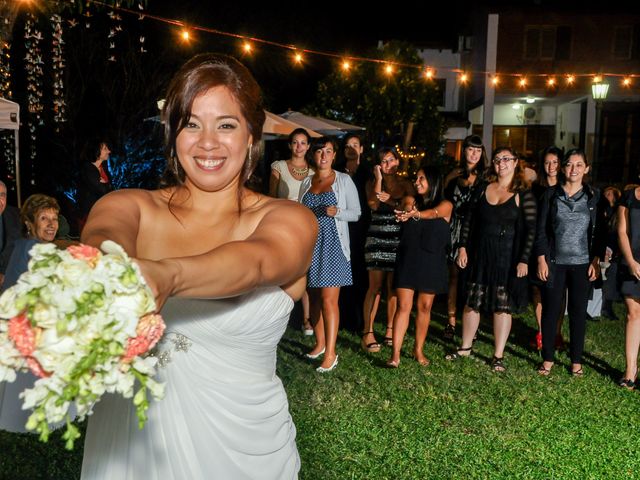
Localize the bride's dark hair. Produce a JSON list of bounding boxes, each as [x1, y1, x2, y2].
[[160, 53, 265, 189]]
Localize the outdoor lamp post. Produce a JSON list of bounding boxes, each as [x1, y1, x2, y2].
[[591, 79, 609, 181]]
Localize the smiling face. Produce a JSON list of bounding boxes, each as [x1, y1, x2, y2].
[[290, 133, 310, 159], [29, 208, 59, 242], [464, 146, 483, 168], [313, 142, 336, 171], [414, 169, 429, 196], [380, 152, 399, 174], [98, 143, 111, 163], [175, 86, 253, 193], [563, 154, 589, 186], [543, 153, 559, 179], [492, 149, 518, 179]]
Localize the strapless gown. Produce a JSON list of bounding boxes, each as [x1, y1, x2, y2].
[[81, 287, 300, 480]]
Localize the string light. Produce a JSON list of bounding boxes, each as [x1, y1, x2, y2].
[[341, 60, 351, 71], [79, 1, 639, 92], [518, 77, 527, 87], [293, 52, 304, 64], [623, 77, 632, 86], [593, 75, 602, 83], [242, 41, 252, 54]]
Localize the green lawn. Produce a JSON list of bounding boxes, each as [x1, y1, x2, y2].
[[1, 302, 639, 479]]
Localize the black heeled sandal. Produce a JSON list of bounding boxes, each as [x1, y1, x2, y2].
[[445, 346, 472, 361], [491, 356, 506, 372], [382, 326, 393, 347], [360, 331, 381, 353]]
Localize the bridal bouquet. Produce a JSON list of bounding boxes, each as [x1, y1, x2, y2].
[[0, 241, 166, 449]]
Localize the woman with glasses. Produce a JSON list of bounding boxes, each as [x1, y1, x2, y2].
[[299, 137, 361, 372], [448, 147, 536, 372], [536, 149, 606, 376]]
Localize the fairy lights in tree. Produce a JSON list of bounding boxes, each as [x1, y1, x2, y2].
[[24, 11, 44, 174], [51, 10, 66, 128]]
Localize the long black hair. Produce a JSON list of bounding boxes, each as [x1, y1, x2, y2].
[[460, 134, 487, 178], [416, 165, 444, 210]]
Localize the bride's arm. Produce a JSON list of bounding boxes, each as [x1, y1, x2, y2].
[[139, 201, 317, 305], [81, 190, 142, 256]]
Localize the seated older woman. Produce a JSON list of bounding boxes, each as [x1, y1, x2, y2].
[[2, 194, 65, 291]]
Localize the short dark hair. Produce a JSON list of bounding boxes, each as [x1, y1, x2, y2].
[[485, 146, 528, 193], [376, 146, 399, 164], [20, 194, 60, 237], [460, 134, 487, 176], [310, 136, 339, 154], [559, 148, 590, 185]]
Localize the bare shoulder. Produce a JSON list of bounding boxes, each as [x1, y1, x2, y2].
[[252, 194, 316, 228]]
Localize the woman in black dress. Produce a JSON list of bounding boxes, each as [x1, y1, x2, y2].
[[386, 166, 452, 368], [448, 147, 537, 372], [443, 135, 487, 340], [616, 184, 640, 388]]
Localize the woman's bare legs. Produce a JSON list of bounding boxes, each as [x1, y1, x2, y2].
[[414, 293, 435, 365], [307, 288, 325, 356], [362, 270, 384, 346], [458, 306, 480, 354], [623, 297, 640, 381], [387, 288, 414, 366], [386, 273, 398, 342], [301, 291, 313, 333], [447, 264, 458, 327], [493, 312, 512, 359], [318, 287, 341, 370]]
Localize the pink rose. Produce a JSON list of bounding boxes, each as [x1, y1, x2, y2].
[[66, 244, 102, 267], [122, 314, 165, 362]]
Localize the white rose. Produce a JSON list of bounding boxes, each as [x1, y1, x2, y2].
[[32, 329, 77, 372], [0, 365, 16, 383], [55, 260, 92, 287]]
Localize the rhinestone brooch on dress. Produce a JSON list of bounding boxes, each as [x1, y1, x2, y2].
[[150, 333, 192, 368]]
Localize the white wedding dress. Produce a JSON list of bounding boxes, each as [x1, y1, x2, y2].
[[81, 287, 300, 480]]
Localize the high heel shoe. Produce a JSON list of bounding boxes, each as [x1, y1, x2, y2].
[[302, 319, 314, 336], [316, 355, 338, 373], [361, 331, 381, 353], [304, 347, 325, 360], [382, 326, 393, 347]]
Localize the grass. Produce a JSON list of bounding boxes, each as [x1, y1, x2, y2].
[[1, 301, 639, 479]]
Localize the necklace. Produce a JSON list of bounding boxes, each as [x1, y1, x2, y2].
[[291, 165, 309, 176]]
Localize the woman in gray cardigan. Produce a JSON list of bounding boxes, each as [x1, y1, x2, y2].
[[299, 137, 361, 372]]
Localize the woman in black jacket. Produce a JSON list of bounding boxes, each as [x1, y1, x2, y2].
[[536, 148, 607, 376]]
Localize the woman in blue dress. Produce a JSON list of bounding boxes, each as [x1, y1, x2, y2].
[[299, 137, 361, 372]]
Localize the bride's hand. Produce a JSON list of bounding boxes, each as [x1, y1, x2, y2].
[[135, 258, 181, 311]]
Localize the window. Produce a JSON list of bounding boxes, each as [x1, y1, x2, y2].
[[524, 26, 572, 60]]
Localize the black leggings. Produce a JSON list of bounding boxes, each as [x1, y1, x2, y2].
[[541, 263, 591, 363]]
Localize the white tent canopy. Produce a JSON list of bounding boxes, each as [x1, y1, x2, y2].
[[279, 111, 365, 135], [263, 111, 322, 139], [0, 98, 21, 206]]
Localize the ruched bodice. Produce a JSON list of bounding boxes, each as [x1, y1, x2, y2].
[[82, 287, 300, 480]]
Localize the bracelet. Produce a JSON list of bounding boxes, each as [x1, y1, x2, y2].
[[412, 210, 420, 221], [433, 208, 439, 218]]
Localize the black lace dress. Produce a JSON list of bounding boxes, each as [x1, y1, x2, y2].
[[460, 187, 537, 314]]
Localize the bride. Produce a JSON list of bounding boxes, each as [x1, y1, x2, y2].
[[80, 54, 316, 479]]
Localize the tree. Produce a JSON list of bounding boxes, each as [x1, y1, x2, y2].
[[307, 40, 446, 159]]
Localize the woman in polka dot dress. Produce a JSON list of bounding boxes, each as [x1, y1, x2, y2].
[[299, 137, 361, 372]]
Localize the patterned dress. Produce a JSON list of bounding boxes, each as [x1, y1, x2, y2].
[[302, 190, 352, 288], [364, 202, 401, 272]]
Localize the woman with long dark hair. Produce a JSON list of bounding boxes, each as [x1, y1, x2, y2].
[[448, 147, 536, 372], [386, 166, 452, 367], [536, 148, 606, 376], [443, 135, 487, 340]]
